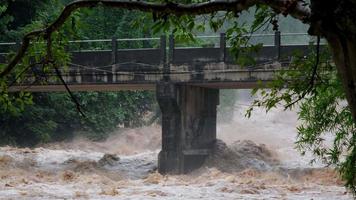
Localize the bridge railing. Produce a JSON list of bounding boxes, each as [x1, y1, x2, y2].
[[0, 42, 18, 57], [169, 32, 294, 64], [0, 32, 323, 53], [0, 32, 326, 68], [66, 37, 162, 52]]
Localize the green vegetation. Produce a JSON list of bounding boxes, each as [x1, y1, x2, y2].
[[0, 91, 154, 146], [0, 0, 155, 145]]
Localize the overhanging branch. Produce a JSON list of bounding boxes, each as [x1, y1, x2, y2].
[[0, 0, 311, 79], [284, 35, 321, 109], [54, 66, 86, 117]]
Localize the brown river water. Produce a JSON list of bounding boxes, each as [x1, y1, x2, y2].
[[0, 90, 353, 199]]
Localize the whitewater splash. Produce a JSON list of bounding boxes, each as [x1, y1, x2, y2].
[[0, 90, 353, 199]]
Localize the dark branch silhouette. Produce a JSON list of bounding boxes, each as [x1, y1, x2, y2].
[[54, 66, 86, 117], [284, 35, 321, 109]]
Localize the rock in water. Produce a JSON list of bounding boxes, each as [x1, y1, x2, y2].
[[98, 154, 120, 166]]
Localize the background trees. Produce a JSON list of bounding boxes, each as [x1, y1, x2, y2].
[[0, 0, 155, 145]]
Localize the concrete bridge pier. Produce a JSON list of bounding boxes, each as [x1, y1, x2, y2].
[[157, 83, 219, 174]]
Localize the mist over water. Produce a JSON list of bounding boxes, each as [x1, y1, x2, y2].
[[0, 89, 353, 199]]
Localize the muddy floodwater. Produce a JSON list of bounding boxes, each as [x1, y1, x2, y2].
[[0, 91, 353, 199]]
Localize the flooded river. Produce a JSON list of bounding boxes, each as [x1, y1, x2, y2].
[[0, 90, 353, 199]]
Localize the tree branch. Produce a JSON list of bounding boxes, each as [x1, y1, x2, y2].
[[54, 66, 86, 117], [0, 0, 311, 78], [45, 32, 86, 117], [7, 60, 44, 88], [284, 35, 321, 109]]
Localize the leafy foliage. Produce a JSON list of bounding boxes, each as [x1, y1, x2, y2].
[[247, 47, 356, 193], [0, 1, 155, 145], [0, 91, 154, 146]]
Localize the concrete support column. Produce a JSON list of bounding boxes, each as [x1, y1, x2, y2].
[[179, 85, 219, 173], [157, 83, 219, 174], [157, 83, 181, 174]]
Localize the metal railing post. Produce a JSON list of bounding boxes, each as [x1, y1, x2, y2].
[[168, 34, 175, 64], [160, 35, 167, 65], [111, 37, 118, 82], [143, 33, 150, 48], [111, 37, 118, 64], [160, 35, 171, 81], [274, 31, 281, 60], [220, 33, 226, 62], [15, 41, 21, 52]]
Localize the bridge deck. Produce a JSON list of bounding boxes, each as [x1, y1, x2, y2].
[[8, 62, 282, 92]]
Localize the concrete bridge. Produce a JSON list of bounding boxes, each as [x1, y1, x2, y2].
[[0, 32, 315, 174]]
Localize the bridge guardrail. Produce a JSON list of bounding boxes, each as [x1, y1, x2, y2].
[[0, 32, 323, 53], [0, 32, 326, 73]]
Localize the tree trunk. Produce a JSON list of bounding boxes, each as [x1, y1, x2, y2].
[[326, 33, 356, 121]]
